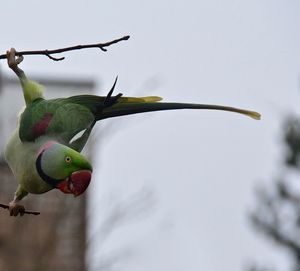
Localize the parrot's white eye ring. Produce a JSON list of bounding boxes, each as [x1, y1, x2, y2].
[[65, 156, 72, 164]]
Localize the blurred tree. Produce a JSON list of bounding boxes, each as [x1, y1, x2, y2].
[[250, 116, 300, 271]]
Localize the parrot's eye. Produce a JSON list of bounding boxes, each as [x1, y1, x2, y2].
[[65, 156, 72, 164]]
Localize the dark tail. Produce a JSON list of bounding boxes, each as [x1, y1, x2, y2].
[[97, 102, 261, 121]]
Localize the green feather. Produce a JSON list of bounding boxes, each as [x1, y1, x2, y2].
[[98, 101, 261, 120], [20, 77, 45, 105], [19, 98, 94, 143], [19, 93, 260, 146]]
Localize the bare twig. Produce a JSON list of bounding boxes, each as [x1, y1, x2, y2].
[[0, 35, 130, 61], [0, 203, 40, 215]]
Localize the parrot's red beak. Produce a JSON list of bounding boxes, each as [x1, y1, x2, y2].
[[56, 170, 92, 197], [70, 170, 92, 196]]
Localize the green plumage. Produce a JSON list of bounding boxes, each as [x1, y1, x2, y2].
[[19, 92, 260, 147], [19, 98, 95, 144], [3, 48, 261, 216], [7, 78, 260, 193]]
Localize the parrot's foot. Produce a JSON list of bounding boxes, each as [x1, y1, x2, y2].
[[6, 48, 24, 77], [8, 201, 25, 217], [0, 202, 40, 216]]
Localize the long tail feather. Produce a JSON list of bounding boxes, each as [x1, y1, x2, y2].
[[97, 102, 261, 120]]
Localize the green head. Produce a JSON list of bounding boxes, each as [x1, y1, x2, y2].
[[36, 141, 93, 196]]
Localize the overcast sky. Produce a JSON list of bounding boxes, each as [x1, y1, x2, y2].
[[1, 1, 300, 271]]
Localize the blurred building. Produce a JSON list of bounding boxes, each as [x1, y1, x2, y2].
[[0, 68, 95, 271]]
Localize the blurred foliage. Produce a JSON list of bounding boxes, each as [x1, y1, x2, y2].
[[284, 118, 300, 167], [250, 116, 300, 271]]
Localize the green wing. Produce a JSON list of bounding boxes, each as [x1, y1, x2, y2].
[[19, 93, 260, 152], [19, 98, 95, 145], [18, 94, 161, 150]]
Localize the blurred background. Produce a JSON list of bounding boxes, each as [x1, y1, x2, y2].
[[0, 1, 300, 271]]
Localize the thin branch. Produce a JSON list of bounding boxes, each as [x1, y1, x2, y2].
[[0, 35, 130, 61], [251, 212, 300, 253], [0, 203, 40, 215]]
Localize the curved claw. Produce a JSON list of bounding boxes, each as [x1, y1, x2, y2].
[[15, 55, 24, 65], [8, 201, 25, 217], [0, 202, 40, 216], [6, 48, 24, 77], [7, 48, 23, 68]]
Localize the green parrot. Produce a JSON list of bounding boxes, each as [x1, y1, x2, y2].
[[3, 48, 260, 216]]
